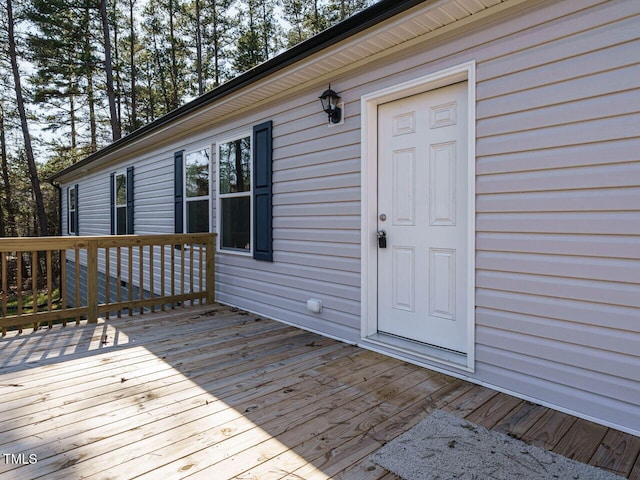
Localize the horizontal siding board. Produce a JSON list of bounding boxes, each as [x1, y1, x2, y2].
[[274, 173, 360, 194], [476, 326, 640, 383], [476, 138, 640, 175], [477, 308, 639, 357], [273, 188, 360, 206], [477, 187, 640, 212], [478, 7, 640, 83], [273, 158, 360, 183], [477, 270, 640, 308], [274, 201, 360, 217], [274, 144, 360, 171], [274, 228, 360, 244], [216, 263, 359, 302], [273, 239, 360, 258], [477, 232, 640, 259], [478, 37, 640, 102], [477, 64, 640, 120], [475, 354, 640, 433], [217, 253, 360, 287], [273, 215, 359, 230], [477, 163, 640, 194], [477, 89, 640, 139], [477, 212, 640, 235], [274, 251, 360, 273], [476, 289, 640, 332], [274, 127, 359, 159], [217, 281, 360, 322], [215, 291, 360, 343], [477, 251, 640, 284], [477, 112, 640, 156]]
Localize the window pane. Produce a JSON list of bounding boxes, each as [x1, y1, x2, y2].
[[186, 149, 210, 198], [219, 137, 250, 194], [116, 174, 126, 206], [221, 196, 250, 251], [187, 199, 209, 233], [117, 206, 127, 235], [69, 212, 76, 233], [69, 189, 75, 210]]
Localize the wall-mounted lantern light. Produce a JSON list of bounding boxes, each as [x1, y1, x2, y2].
[[319, 85, 342, 124]]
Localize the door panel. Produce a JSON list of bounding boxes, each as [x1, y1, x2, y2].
[[377, 81, 468, 353]]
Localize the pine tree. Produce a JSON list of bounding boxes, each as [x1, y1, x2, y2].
[[233, 0, 282, 73]]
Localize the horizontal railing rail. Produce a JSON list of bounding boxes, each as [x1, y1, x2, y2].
[[0, 233, 216, 335]]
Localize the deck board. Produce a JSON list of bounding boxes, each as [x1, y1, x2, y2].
[[0, 303, 637, 479]]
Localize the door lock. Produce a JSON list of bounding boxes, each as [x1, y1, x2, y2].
[[377, 230, 387, 249]]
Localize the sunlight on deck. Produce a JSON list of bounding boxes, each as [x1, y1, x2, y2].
[[0, 319, 333, 479]]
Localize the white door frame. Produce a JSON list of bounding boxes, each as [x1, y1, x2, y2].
[[360, 61, 476, 372]]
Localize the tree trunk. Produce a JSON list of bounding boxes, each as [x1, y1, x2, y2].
[[168, 0, 179, 109], [0, 105, 17, 237], [129, 0, 137, 130], [100, 0, 121, 140], [6, 0, 48, 237], [195, 0, 203, 95]]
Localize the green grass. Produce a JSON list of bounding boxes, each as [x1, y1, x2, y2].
[[5, 288, 62, 315]]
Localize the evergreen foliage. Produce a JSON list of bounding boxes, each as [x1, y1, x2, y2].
[[0, 0, 379, 237]]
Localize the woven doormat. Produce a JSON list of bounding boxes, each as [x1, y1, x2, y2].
[[372, 410, 623, 480]]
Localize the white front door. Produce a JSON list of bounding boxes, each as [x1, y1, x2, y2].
[[377, 81, 469, 353]]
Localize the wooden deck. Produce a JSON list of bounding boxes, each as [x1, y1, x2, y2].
[[0, 304, 638, 480]]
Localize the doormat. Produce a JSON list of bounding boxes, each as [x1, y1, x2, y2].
[[372, 410, 623, 480]]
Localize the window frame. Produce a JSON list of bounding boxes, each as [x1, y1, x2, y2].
[[113, 171, 127, 235], [183, 146, 212, 234], [67, 186, 76, 235], [216, 132, 253, 256]]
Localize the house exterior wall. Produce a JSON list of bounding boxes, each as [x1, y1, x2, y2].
[[59, 0, 640, 434]]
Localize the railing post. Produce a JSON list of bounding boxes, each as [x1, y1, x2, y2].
[[87, 239, 99, 323], [206, 234, 216, 305]]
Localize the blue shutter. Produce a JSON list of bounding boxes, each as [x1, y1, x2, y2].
[[253, 121, 273, 262], [126, 166, 134, 234], [74, 184, 79, 236], [174, 151, 184, 234], [110, 172, 115, 235]]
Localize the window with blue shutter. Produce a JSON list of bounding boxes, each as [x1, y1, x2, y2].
[[110, 167, 134, 235]]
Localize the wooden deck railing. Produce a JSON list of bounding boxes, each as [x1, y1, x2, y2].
[[0, 233, 216, 335]]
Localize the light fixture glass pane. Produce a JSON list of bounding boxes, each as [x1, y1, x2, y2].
[[219, 137, 251, 194]]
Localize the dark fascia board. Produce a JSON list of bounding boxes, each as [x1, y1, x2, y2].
[[50, 0, 430, 182]]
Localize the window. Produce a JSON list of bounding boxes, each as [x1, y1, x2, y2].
[[110, 167, 134, 235], [218, 136, 251, 252], [68, 185, 78, 235], [184, 148, 210, 233], [115, 173, 127, 234], [174, 120, 272, 260]]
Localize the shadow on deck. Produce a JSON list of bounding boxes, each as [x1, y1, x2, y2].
[[0, 303, 638, 479]]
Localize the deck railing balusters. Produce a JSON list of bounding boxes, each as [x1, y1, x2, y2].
[[0, 234, 216, 335]]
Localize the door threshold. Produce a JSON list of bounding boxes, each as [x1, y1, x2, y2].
[[363, 332, 470, 371]]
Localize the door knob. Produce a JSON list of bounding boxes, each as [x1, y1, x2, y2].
[[379, 213, 387, 221]]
